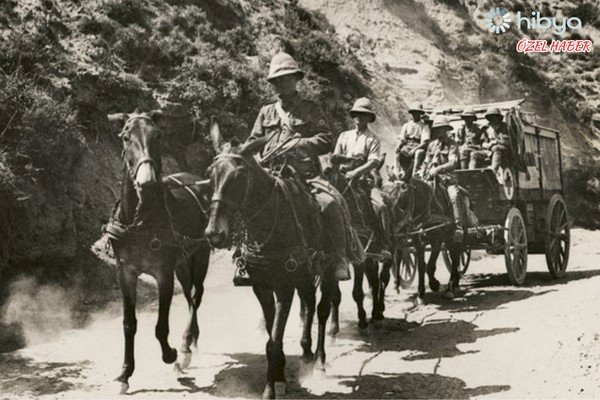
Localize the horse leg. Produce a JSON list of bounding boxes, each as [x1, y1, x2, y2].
[[115, 266, 138, 393], [175, 250, 209, 369], [352, 262, 368, 329], [365, 259, 382, 321], [264, 285, 294, 399], [448, 244, 463, 298], [314, 272, 334, 372], [377, 260, 392, 319], [297, 278, 316, 362], [427, 240, 441, 292], [415, 243, 427, 306], [329, 282, 341, 336], [252, 283, 277, 399], [155, 268, 178, 365]]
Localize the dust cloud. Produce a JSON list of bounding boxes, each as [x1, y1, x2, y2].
[[1, 276, 79, 346]]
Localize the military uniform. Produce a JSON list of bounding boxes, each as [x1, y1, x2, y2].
[[457, 123, 484, 169], [419, 116, 468, 234], [249, 98, 332, 178], [395, 104, 430, 179], [246, 52, 363, 280], [469, 108, 510, 173]]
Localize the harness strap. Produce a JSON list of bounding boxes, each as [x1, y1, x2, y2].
[[165, 175, 207, 215], [275, 177, 309, 249]]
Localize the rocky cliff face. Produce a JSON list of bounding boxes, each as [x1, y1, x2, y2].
[[300, 0, 600, 166]]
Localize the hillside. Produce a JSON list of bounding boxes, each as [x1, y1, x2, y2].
[[300, 0, 600, 224], [0, 0, 371, 286], [0, 0, 599, 286]]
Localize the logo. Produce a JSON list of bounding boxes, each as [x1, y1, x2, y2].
[[484, 7, 512, 34]]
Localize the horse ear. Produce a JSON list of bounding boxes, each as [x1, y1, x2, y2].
[[209, 116, 226, 153], [148, 109, 163, 124], [132, 107, 140, 114]]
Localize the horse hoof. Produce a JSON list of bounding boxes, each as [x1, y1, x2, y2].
[[163, 348, 178, 364], [429, 279, 441, 292], [301, 351, 315, 363], [111, 381, 129, 395], [314, 359, 326, 372], [262, 385, 275, 399], [443, 290, 455, 300], [358, 320, 369, 330], [329, 325, 340, 336], [414, 297, 425, 307], [178, 351, 192, 370], [275, 381, 287, 397]]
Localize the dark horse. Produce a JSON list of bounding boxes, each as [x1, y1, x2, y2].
[[204, 122, 336, 399], [387, 177, 463, 303], [326, 158, 392, 330], [106, 111, 211, 393]]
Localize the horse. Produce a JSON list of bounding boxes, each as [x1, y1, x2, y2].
[[105, 110, 212, 393], [204, 121, 336, 399], [325, 156, 393, 330], [386, 177, 463, 303]]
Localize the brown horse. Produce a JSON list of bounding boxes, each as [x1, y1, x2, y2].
[[106, 111, 211, 393], [386, 178, 463, 303], [325, 160, 393, 330], [204, 121, 335, 399]]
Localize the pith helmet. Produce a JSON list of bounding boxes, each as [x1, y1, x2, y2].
[[267, 52, 304, 82], [408, 103, 425, 114], [460, 110, 477, 119], [431, 115, 452, 130], [350, 97, 376, 122], [485, 107, 503, 119]]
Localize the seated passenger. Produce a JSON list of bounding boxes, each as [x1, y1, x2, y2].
[[395, 103, 430, 180], [418, 115, 469, 241], [456, 110, 484, 169]]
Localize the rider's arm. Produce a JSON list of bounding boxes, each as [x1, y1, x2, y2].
[[417, 124, 431, 150], [294, 104, 334, 156], [435, 145, 459, 174]]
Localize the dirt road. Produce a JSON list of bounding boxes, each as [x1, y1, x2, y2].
[[2, 228, 600, 399]]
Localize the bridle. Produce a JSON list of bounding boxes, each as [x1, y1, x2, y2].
[[209, 154, 278, 221], [120, 115, 160, 183]]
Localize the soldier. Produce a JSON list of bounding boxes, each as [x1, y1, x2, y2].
[[456, 110, 485, 169], [395, 103, 431, 180], [331, 97, 391, 259], [481, 108, 510, 175], [245, 52, 362, 280], [419, 115, 467, 240]]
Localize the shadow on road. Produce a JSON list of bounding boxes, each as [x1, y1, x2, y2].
[[195, 352, 510, 399], [465, 269, 600, 289], [335, 317, 518, 361], [0, 353, 88, 396]]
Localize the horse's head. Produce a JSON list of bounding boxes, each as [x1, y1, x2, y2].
[[109, 110, 163, 191], [204, 118, 257, 248]]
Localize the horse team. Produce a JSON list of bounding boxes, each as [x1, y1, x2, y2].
[[105, 52, 498, 398]]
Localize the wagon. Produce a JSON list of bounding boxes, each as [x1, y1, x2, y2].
[[393, 99, 570, 288]]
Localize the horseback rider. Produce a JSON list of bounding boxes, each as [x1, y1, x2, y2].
[[244, 52, 363, 281], [456, 110, 485, 169], [395, 103, 431, 180], [331, 97, 392, 260], [418, 115, 468, 241]]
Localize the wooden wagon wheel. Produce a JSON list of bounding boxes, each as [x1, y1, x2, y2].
[[545, 194, 570, 278], [393, 245, 417, 290], [504, 207, 528, 285], [442, 244, 471, 276]]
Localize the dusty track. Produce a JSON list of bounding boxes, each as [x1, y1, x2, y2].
[[1, 228, 600, 399]]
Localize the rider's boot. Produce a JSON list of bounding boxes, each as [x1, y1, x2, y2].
[[448, 185, 466, 242]]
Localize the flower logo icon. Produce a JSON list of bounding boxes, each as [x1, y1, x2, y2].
[[484, 7, 511, 34]]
